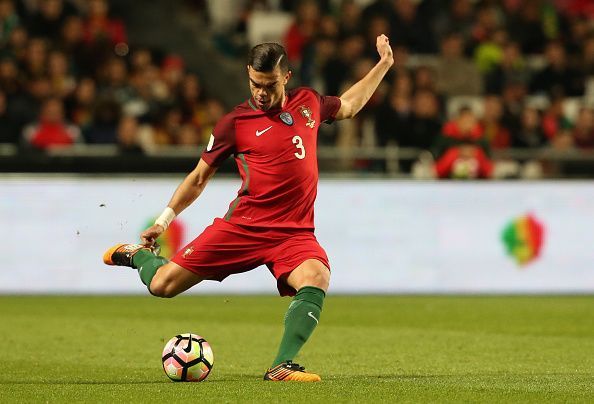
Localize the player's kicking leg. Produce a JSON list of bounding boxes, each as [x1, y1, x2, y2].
[[103, 243, 203, 297], [263, 259, 329, 382]]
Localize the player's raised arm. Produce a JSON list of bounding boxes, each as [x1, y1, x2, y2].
[[140, 159, 217, 245], [335, 34, 394, 120]]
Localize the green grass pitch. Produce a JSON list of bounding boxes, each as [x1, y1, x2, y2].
[[1, 295, 593, 403]]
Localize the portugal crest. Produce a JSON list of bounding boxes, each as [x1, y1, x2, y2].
[[299, 105, 316, 128], [279, 111, 293, 126]]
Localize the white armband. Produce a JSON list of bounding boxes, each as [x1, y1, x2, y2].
[[155, 207, 176, 230]]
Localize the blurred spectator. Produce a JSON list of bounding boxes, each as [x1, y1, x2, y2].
[[433, 106, 492, 179], [412, 65, 444, 112], [565, 16, 590, 56], [124, 67, 158, 120], [0, 0, 19, 46], [469, 4, 502, 53], [47, 49, 76, 98], [375, 77, 413, 147], [85, 95, 120, 143], [100, 57, 133, 104], [22, 96, 80, 148], [501, 80, 528, 134], [9, 75, 52, 131], [7, 25, 28, 61], [363, 14, 390, 60], [433, 0, 474, 47], [83, 0, 127, 46], [116, 114, 152, 154], [506, 0, 557, 54], [480, 95, 511, 149], [434, 32, 482, 96], [58, 15, 89, 75], [511, 106, 547, 148], [161, 55, 185, 101], [572, 107, 594, 149], [409, 89, 442, 149], [413, 65, 435, 92], [23, 37, 48, 78], [0, 55, 20, 96], [130, 47, 153, 72], [530, 40, 584, 97], [484, 41, 529, 94], [337, 0, 361, 39], [66, 76, 95, 134], [580, 34, 594, 77], [283, 0, 319, 64], [387, 0, 435, 54], [322, 34, 363, 96], [82, 0, 127, 70], [0, 89, 18, 142], [177, 123, 200, 146], [541, 95, 573, 148], [27, 0, 78, 40], [153, 106, 183, 145], [199, 98, 225, 143], [144, 64, 169, 102], [473, 28, 507, 74], [178, 73, 205, 129], [560, 0, 594, 19]]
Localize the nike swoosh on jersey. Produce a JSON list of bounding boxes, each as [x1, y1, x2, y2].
[[256, 126, 273, 137]]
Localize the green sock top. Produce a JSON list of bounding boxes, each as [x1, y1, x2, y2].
[[294, 286, 325, 309]]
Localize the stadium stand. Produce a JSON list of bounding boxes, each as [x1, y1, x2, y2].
[[1, 0, 594, 178]]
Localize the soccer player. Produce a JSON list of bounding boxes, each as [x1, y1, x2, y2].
[[104, 35, 394, 382]]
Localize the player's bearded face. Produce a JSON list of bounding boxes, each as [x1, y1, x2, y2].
[[247, 66, 291, 111]]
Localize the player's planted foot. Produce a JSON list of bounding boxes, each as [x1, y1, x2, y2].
[[263, 361, 321, 382], [103, 243, 159, 267]]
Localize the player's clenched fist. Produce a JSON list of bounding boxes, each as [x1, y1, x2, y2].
[[141, 224, 164, 246], [376, 34, 393, 65]]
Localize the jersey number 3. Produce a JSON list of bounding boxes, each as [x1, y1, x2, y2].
[[292, 135, 306, 160]]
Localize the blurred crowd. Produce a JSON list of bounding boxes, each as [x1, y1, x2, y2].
[[215, 0, 594, 178], [0, 0, 224, 153], [3, 0, 594, 178]]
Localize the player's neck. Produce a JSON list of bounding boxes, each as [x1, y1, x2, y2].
[[269, 92, 287, 111]]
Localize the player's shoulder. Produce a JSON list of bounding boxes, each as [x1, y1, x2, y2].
[[215, 101, 252, 127], [289, 86, 322, 99], [288, 87, 329, 108], [226, 100, 252, 118]]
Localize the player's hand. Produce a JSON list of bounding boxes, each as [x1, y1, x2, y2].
[[376, 34, 394, 66], [141, 224, 165, 246]]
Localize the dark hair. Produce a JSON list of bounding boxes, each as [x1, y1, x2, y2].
[[247, 43, 288, 73], [458, 105, 473, 115]]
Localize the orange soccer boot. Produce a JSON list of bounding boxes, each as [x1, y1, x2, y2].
[[103, 243, 160, 267], [263, 361, 321, 382]]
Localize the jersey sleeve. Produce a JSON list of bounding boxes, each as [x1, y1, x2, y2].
[[200, 113, 236, 167], [311, 89, 341, 123]]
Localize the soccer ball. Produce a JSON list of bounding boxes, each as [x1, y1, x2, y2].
[[161, 333, 214, 382]]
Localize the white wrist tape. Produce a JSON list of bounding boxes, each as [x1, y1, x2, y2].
[[155, 207, 176, 230]]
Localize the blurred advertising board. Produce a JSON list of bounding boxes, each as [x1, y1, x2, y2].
[[2, 177, 593, 294]]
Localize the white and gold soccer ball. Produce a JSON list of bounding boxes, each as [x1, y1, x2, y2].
[[161, 333, 214, 382]]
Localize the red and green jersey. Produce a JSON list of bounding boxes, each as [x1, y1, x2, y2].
[[201, 87, 341, 230]]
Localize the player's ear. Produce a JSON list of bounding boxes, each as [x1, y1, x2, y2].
[[283, 70, 292, 85]]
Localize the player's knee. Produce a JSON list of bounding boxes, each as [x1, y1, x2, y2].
[[149, 278, 179, 298], [300, 264, 330, 290]]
